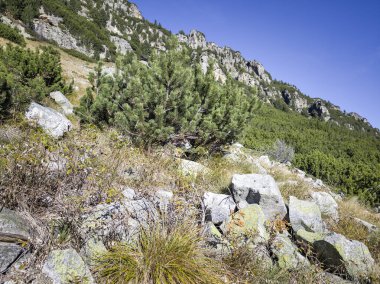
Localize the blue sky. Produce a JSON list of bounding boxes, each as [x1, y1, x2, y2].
[[133, 0, 380, 129]]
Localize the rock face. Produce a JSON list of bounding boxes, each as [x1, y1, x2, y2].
[[231, 174, 287, 221], [282, 90, 308, 112], [110, 36, 133, 55], [50, 91, 73, 115], [289, 196, 324, 233], [308, 100, 331, 121], [187, 30, 207, 49], [203, 192, 236, 224], [311, 192, 339, 221], [33, 14, 93, 56], [314, 233, 374, 280], [271, 234, 310, 270], [42, 248, 95, 284], [25, 102, 72, 138], [224, 205, 269, 244]]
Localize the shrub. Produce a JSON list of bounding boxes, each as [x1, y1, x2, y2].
[[0, 44, 68, 117], [0, 22, 26, 46], [77, 46, 256, 151], [94, 220, 223, 284], [269, 139, 294, 164]]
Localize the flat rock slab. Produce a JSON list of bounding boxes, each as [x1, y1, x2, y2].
[[231, 174, 287, 221], [0, 208, 32, 240], [0, 242, 24, 272], [311, 192, 339, 221]]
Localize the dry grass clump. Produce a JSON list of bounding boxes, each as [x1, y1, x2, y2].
[[94, 219, 223, 284], [277, 180, 311, 201]]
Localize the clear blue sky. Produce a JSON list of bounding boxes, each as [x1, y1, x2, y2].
[[133, 0, 380, 129]]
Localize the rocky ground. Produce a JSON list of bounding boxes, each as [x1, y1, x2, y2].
[[1, 96, 379, 283]]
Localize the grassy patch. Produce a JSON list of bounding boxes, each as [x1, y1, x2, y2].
[[94, 219, 223, 284]]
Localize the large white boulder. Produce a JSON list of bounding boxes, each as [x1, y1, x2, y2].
[[231, 174, 287, 221], [25, 102, 72, 138], [49, 91, 73, 115], [289, 196, 324, 233], [203, 192, 236, 224]]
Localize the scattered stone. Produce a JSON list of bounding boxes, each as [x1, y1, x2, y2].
[[25, 102, 72, 138], [311, 192, 339, 221], [231, 174, 287, 221], [123, 198, 158, 223], [203, 192, 236, 224], [353, 218, 378, 233], [49, 91, 73, 115], [289, 196, 324, 233], [42, 248, 95, 284], [271, 233, 310, 270], [224, 205, 269, 244]]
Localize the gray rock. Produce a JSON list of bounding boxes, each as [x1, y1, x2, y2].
[[0, 208, 32, 240], [25, 102, 72, 138], [308, 100, 330, 121], [311, 192, 339, 221], [188, 30, 207, 49], [289, 196, 324, 233], [80, 203, 126, 240], [270, 234, 310, 270], [42, 248, 95, 284], [50, 91, 73, 115], [154, 189, 173, 211], [0, 243, 24, 273], [81, 238, 107, 266], [314, 233, 374, 280], [122, 187, 136, 200], [203, 192, 236, 224], [231, 174, 287, 221], [110, 36, 133, 55], [224, 204, 269, 244], [123, 198, 158, 223]]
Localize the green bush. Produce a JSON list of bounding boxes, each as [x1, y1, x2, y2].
[[77, 45, 256, 150], [0, 22, 26, 46], [242, 104, 380, 204], [0, 44, 67, 117]]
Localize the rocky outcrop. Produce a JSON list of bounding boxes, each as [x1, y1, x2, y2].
[[282, 90, 308, 112], [231, 174, 287, 221], [33, 14, 94, 56], [348, 112, 370, 126], [110, 36, 133, 55], [308, 100, 331, 121], [187, 30, 207, 49], [42, 248, 95, 284], [203, 192, 236, 224], [25, 102, 72, 138], [50, 91, 73, 115], [289, 196, 324, 233]]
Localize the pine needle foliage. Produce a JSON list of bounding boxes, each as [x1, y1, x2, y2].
[[77, 42, 256, 150], [94, 220, 223, 284]]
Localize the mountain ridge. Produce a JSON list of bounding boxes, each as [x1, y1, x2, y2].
[[0, 0, 378, 135]]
